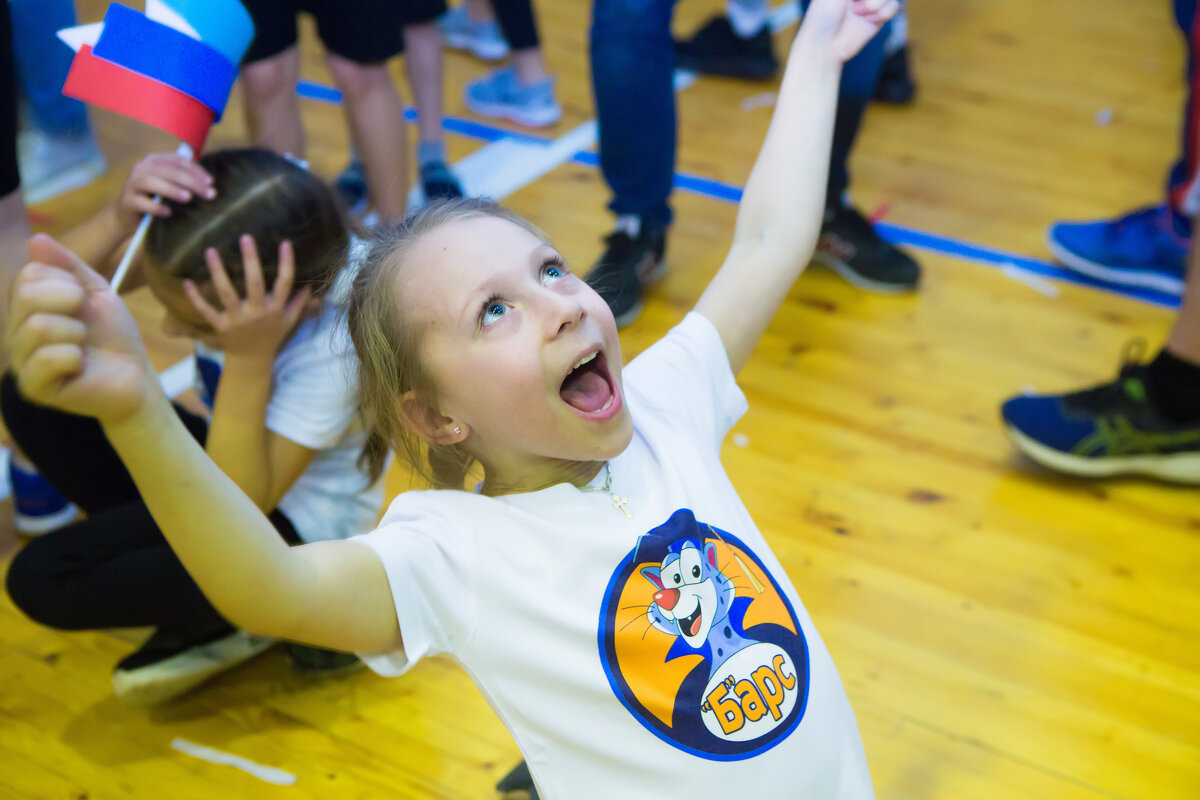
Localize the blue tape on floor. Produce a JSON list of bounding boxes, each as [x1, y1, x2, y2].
[[294, 79, 1180, 310]]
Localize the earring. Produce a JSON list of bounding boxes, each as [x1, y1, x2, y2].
[[453, 426, 462, 436]]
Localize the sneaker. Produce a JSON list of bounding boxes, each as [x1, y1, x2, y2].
[[112, 626, 277, 705], [1047, 205, 1187, 296], [1001, 344, 1200, 483], [874, 46, 916, 105], [334, 157, 369, 218], [675, 15, 779, 81], [464, 66, 561, 128], [420, 159, 464, 201], [496, 761, 539, 800], [439, 3, 510, 61], [814, 204, 920, 293], [17, 128, 106, 205], [284, 643, 364, 677], [584, 222, 667, 328], [8, 454, 78, 535]]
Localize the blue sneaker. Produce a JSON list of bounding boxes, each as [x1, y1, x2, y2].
[[465, 66, 561, 128], [1047, 205, 1188, 296], [8, 454, 78, 535], [439, 4, 509, 61], [1001, 346, 1200, 483]]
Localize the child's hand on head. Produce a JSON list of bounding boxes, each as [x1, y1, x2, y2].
[[117, 152, 216, 231], [8, 235, 158, 424], [800, 0, 899, 63], [182, 235, 314, 363]]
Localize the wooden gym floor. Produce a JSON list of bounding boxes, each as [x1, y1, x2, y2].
[[1, 1, 1197, 798]]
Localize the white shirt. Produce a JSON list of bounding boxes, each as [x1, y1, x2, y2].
[[354, 313, 874, 799], [194, 303, 382, 543]]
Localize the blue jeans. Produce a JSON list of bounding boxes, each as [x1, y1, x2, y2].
[[589, 0, 891, 231], [1168, 0, 1199, 233], [10, 0, 90, 136]]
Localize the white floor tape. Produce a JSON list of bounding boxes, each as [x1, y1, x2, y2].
[[171, 738, 298, 786]]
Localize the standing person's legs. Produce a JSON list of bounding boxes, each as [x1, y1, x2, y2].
[[1046, 0, 1196, 295], [462, 0, 560, 128], [7, 0, 105, 204], [402, 0, 464, 201], [1001, 225, 1200, 483], [1169, 0, 1200, 238], [239, 0, 306, 157], [317, 0, 409, 224], [584, 0, 675, 327]]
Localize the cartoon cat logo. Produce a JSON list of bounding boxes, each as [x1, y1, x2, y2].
[[599, 509, 810, 760]]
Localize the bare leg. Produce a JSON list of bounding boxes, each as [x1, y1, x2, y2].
[[467, 0, 495, 22], [1166, 224, 1200, 363], [511, 47, 550, 86], [403, 22, 446, 146], [325, 53, 408, 224], [240, 47, 305, 157]]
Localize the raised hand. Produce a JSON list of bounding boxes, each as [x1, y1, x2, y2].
[[800, 0, 900, 63], [116, 151, 215, 231], [8, 235, 159, 423], [182, 235, 313, 363]]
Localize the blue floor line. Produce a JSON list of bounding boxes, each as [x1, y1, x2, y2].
[[294, 79, 1180, 310]]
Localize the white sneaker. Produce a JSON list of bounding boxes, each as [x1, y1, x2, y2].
[[439, 4, 510, 61], [112, 627, 277, 705], [18, 128, 106, 205]]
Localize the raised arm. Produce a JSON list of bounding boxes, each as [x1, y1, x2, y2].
[[695, 0, 898, 373], [59, 152, 216, 284], [8, 235, 400, 655]]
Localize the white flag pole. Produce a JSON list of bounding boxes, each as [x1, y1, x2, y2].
[[110, 141, 194, 291]]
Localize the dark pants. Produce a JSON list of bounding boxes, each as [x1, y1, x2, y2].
[[492, 0, 542, 51], [589, 0, 892, 231], [1, 374, 298, 635], [1168, 0, 1200, 234]]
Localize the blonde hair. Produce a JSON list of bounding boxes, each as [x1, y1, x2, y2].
[[347, 198, 549, 489]]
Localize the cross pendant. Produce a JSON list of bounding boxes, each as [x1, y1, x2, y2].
[[611, 494, 633, 518]]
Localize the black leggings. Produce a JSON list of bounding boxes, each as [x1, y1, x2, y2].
[[493, 0, 541, 52], [1, 373, 299, 635]]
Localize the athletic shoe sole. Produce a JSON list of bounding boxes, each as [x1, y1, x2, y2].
[[112, 633, 277, 705], [1007, 425, 1200, 484], [813, 251, 919, 295], [608, 256, 668, 328], [442, 30, 510, 61], [464, 96, 562, 128], [674, 53, 778, 81], [13, 501, 79, 536], [1046, 232, 1185, 296]]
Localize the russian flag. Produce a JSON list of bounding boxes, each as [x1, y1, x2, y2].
[[58, 1, 254, 153]]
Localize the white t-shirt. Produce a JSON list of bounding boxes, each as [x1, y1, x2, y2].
[[353, 313, 874, 799], [193, 303, 382, 543]]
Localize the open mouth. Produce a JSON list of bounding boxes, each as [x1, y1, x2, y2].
[[559, 350, 615, 414], [678, 604, 703, 638]]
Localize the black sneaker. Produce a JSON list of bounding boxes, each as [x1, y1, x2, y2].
[[1002, 345, 1200, 483], [420, 159, 464, 201], [675, 15, 779, 81], [496, 761, 539, 800], [284, 643, 365, 677], [335, 157, 368, 217], [585, 225, 667, 327], [814, 204, 920, 293], [112, 625, 276, 705], [874, 46, 917, 105]]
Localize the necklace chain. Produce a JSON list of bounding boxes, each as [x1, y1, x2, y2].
[[584, 463, 632, 518]]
